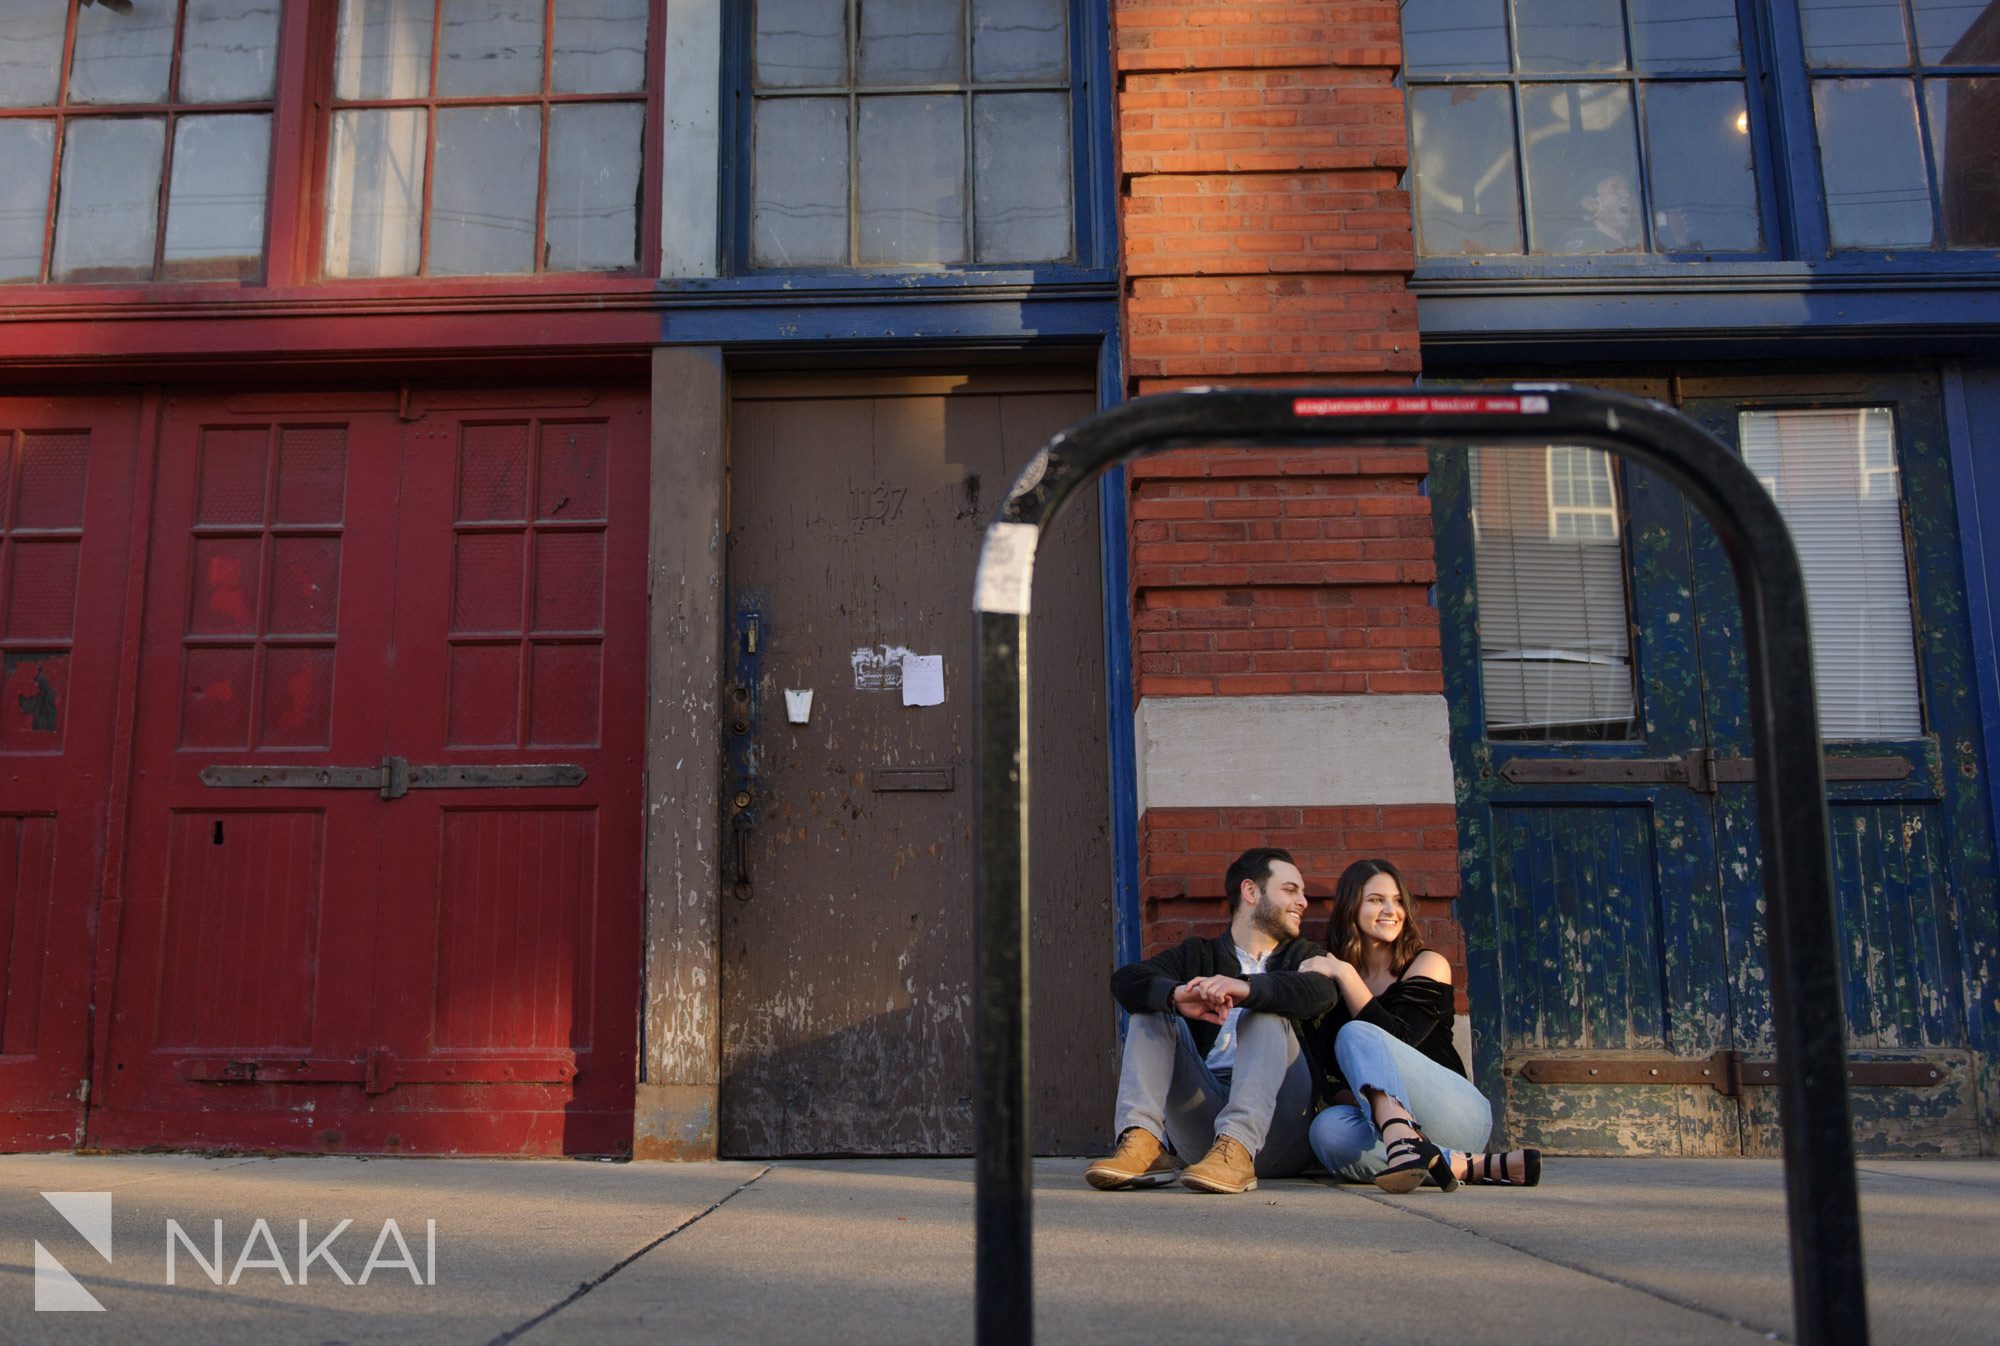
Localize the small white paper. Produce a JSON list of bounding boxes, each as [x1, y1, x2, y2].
[[900, 654, 944, 707], [784, 688, 813, 724]]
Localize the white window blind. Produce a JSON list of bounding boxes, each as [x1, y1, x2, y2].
[[1472, 445, 1638, 739], [1740, 408, 1922, 738]]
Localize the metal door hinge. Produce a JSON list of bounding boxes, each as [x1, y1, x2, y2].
[[1515, 1050, 1945, 1097], [201, 757, 587, 799]]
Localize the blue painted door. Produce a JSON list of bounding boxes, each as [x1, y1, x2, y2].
[[1439, 371, 1995, 1156]]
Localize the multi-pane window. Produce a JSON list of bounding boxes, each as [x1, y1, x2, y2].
[[325, 0, 650, 277], [1405, 0, 1763, 257], [748, 0, 1074, 268], [0, 0, 281, 283], [1547, 445, 1618, 538], [1800, 0, 2000, 248]]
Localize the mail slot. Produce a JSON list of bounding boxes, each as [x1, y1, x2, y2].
[[875, 767, 954, 792]]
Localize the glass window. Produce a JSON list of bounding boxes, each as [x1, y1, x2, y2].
[[1402, 0, 1763, 257], [748, 0, 1074, 268], [1471, 444, 1639, 740], [323, 0, 649, 277], [1740, 408, 1922, 738], [1803, 0, 2000, 250], [5, 0, 279, 284]]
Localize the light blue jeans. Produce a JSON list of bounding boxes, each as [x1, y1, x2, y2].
[[1309, 1020, 1492, 1182], [1113, 1011, 1318, 1177]]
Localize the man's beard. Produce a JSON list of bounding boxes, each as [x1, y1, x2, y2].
[[1250, 893, 1297, 942]]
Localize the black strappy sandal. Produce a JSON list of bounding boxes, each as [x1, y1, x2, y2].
[[1374, 1118, 1459, 1194], [1463, 1148, 1542, 1186]]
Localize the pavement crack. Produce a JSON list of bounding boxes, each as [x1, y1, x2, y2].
[[1356, 1191, 1792, 1343], [485, 1165, 773, 1346]]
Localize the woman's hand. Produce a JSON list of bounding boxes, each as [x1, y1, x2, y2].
[[1301, 953, 1353, 979]]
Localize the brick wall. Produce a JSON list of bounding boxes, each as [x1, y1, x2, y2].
[[1113, 1, 1460, 981]]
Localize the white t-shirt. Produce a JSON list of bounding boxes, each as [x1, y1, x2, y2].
[[1203, 945, 1270, 1074]]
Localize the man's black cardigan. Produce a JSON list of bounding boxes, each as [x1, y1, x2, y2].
[[1110, 933, 1341, 1061]]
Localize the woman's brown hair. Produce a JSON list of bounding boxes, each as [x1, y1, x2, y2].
[[1323, 858, 1426, 975]]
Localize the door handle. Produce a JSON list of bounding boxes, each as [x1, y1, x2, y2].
[[732, 809, 754, 901]]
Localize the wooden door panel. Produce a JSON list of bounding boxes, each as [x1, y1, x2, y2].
[[0, 403, 137, 1149], [720, 378, 1112, 1157]]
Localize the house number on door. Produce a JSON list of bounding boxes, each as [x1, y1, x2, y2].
[[849, 485, 907, 528]]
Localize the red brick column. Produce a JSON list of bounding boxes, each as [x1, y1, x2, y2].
[[1112, 3, 1460, 972]]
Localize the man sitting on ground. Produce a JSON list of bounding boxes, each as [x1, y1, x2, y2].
[[1086, 846, 1337, 1194]]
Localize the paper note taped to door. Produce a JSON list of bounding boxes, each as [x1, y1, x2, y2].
[[901, 655, 944, 707], [784, 688, 813, 724], [973, 522, 1038, 614]]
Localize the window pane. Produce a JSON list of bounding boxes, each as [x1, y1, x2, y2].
[[552, 0, 649, 93], [1814, 78, 1934, 247], [439, 0, 544, 97], [1628, 0, 1742, 72], [1402, 0, 1510, 74], [430, 104, 540, 273], [755, 0, 847, 87], [859, 0, 964, 85], [1521, 83, 1641, 253], [162, 112, 269, 280], [1642, 81, 1761, 251], [1913, 0, 1997, 64], [752, 97, 849, 265], [1471, 444, 1637, 741], [52, 117, 164, 282], [858, 94, 965, 263], [1798, 0, 1911, 67], [1740, 409, 1920, 738], [546, 102, 642, 269], [323, 107, 426, 278], [0, 5, 65, 107], [1410, 84, 1523, 255], [973, 0, 1067, 82], [335, 0, 434, 99], [1928, 77, 2000, 246], [0, 119, 53, 281], [1515, 0, 1627, 72], [973, 91, 1069, 261], [69, 0, 177, 104], [180, 0, 282, 102]]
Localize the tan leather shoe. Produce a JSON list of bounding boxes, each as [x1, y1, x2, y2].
[[1084, 1128, 1179, 1189], [1180, 1135, 1257, 1193]]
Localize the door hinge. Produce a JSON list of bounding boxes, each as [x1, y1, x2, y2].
[[1515, 1050, 1946, 1097]]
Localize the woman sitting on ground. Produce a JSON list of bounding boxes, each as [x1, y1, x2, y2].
[[1302, 859, 1538, 1191]]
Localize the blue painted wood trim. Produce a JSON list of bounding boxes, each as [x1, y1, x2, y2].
[[1095, 333, 1140, 970], [659, 294, 1120, 345], [1945, 361, 2000, 992]]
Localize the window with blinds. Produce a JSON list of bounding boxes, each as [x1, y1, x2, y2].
[[1471, 444, 1639, 740], [1740, 407, 1922, 738]]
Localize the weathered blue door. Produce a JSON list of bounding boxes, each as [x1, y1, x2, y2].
[[1439, 372, 1995, 1156]]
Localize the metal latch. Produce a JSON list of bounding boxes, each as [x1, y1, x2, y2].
[[201, 757, 587, 800], [1515, 1050, 1945, 1097]]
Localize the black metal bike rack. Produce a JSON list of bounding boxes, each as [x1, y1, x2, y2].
[[973, 386, 1866, 1346]]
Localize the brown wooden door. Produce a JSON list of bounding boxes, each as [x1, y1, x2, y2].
[[0, 398, 138, 1149], [92, 388, 646, 1154], [720, 372, 1113, 1156]]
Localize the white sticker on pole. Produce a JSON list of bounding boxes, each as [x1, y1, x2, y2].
[[974, 522, 1039, 615]]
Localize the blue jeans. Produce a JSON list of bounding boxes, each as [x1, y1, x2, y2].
[[1309, 1020, 1492, 1182], [1113, 1011, 1318, 1177]]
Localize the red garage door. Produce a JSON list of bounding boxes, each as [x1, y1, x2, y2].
[[0, 398, 138, 1149], [91, 388, 647, 1155]]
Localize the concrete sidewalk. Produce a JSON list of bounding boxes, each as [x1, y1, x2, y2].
[[2, 1153, 1994, 1345]]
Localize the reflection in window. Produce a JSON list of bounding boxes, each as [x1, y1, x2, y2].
[[749, 0, 1074, 267], [1404, 0, 1763, 257], [1471, 445, 1638, 741], [323, 0, 649, 277], [1804, 0, 2000, 248], [5, 0, 279, 283], [1740, 409, 1921, 738]]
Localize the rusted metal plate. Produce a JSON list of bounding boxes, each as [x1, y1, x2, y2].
[[719, 380, 1113, 1157], [1516, 1051, 1947, 1094], [1500, 752, 1911, 790], [200, 760, 587, 794]]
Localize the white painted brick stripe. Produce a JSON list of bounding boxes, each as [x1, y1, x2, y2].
[[1135, 694, 1456, 812]]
